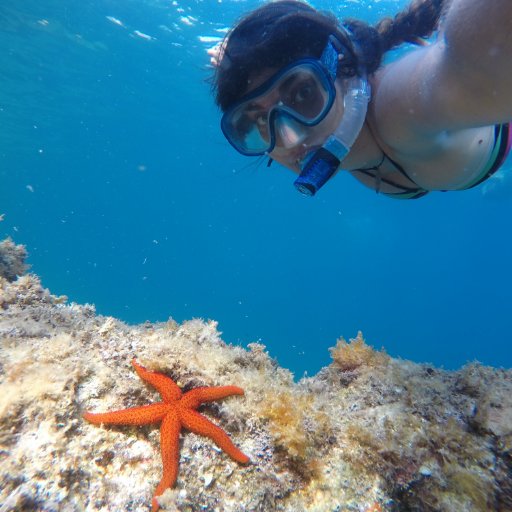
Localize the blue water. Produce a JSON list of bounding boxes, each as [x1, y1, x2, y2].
[[1, 0, 511, 377]]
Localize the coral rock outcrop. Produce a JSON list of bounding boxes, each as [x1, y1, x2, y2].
[[1, 240, 511, 511]]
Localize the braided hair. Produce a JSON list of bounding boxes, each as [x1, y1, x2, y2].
[[213, 0, 446, 111]]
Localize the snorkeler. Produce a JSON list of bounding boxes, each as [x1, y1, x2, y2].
[[212, 0, 512, 197]]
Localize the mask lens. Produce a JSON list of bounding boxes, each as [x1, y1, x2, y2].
[[229, 109, 271, 154], [279, 71, 329, 120]]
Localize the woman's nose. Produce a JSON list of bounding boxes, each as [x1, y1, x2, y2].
[[274, 116, 307, 149]]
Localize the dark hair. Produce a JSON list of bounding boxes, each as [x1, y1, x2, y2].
[[213, 0, 445, 111]]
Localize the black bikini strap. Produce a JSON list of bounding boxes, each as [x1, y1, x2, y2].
[[355, 167, 424, 193], [355, 154, 386, 193], [385, 154, 416, 182]]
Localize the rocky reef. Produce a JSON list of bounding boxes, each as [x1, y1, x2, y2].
[[0, 238, 28, 282], [1, 239, 511, 511]]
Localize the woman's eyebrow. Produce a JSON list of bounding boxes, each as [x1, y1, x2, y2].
[[278, 72, 309, 93], [244, 102, 263, 112], [278, 76, 297, 92], [244, 98, 276, 113]]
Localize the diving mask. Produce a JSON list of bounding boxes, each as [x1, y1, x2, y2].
[[221, 39, 340, 156]]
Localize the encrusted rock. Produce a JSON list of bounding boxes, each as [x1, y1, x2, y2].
[[1, 239, 511, 511]]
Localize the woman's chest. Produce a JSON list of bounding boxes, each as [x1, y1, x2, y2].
[[388, 125, 496, 191]]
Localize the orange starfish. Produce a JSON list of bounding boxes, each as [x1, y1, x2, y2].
[[83, 359, 250, 511]]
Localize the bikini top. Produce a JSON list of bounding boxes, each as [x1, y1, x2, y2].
[[353, 123, 510, 199]]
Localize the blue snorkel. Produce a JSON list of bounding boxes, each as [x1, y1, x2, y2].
[[294, 38, 371, 196]]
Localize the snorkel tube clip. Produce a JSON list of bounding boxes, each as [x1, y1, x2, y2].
[[294, 73, 371, 196]]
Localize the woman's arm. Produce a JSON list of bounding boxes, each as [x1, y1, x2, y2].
[[435, 0, 512, 123], [373, 0, 512, 138]]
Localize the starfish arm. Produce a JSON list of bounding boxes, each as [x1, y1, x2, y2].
[[180, 386, 245, 409], [84, 363, 250, 512], [152, 410, 181, 512], [83, 402, 170, 426], [132, 359, 182, 402], [180, 409, 250, 464]]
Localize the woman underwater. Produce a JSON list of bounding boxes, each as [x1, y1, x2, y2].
[[212, 0, 512, 198]]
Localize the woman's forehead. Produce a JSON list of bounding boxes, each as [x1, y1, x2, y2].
[[245, 68, 279, 96]]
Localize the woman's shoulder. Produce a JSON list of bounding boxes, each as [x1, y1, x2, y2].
[[368, 46, 448, 151]]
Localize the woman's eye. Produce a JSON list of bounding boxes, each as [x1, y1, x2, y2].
[[294, 84, 313, 103], [255, 113, 267, 127]]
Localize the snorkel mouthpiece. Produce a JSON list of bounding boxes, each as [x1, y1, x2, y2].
[[294, 144, 347, 196]]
